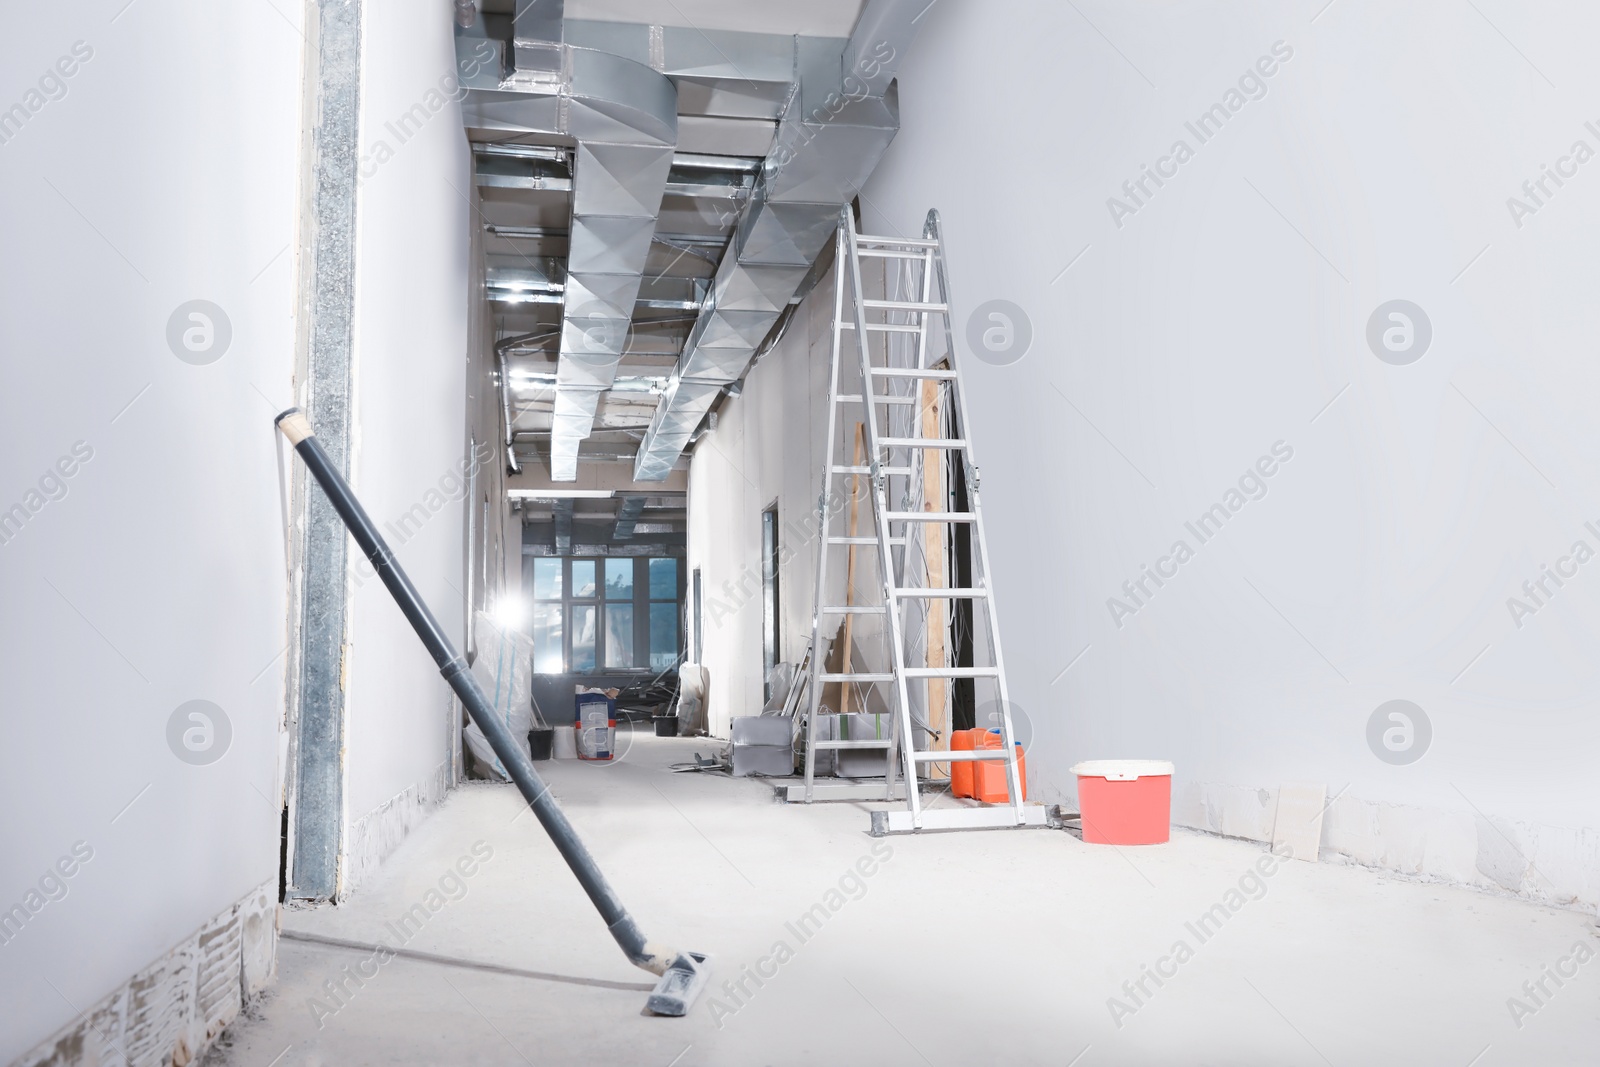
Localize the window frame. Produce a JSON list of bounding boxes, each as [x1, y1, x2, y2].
[[529, 554, 684, 674], [761, 505, 780, 701]]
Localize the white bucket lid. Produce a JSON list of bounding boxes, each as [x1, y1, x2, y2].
[[1071, 759, 1174, 781]]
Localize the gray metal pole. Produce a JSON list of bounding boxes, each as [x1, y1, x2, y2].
[[274, 407, 705, 1005]]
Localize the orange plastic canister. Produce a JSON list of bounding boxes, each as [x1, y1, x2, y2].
[[951, 728, 1025, 803], [949, 728, 981, 797], [972, 733, 1025, 804]]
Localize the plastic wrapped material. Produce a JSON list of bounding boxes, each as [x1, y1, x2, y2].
[[462, 611, 534, 780], [675, 664, 710, 735], [761, 663, 796, 713]]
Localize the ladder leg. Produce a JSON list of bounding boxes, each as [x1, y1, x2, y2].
[[802, 671, 818, 802], [803, 223, 853, 805], [882, 689, 899, 802], [923, 209, 1027, 825], [844, 208, 927, 828]]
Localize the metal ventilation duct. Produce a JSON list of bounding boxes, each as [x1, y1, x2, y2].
[[630, 0, 932, 482], [612, 494, 647, 540], [460, 0, 677, 481], [553, 498, 574, 554]]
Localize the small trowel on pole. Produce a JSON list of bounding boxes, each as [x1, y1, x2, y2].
[[275, 407, 710, 1016]]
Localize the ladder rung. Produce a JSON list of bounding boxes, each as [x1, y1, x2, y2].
[[835, 393, 918, 406], [878, 437, 966, 449], [819, 606, 886, 615], [826, 536, 905, 545], [912, 748, 1018, 762], [840, 320, 926, 333], [856, 236, 939, 249], [812, 739, 893, 750], [830, 465, 913, 476], [819, 672, 895, 682], [863, 299, 948, 313], [871, 368, 957, 380], [892, 588, 989, 599], [885, 511, 976, 522], [853, 248, 930, 261], [903, 667, 1000, 679]]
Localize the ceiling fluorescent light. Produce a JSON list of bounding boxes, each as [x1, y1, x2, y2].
[[506, 489, 616, 500]]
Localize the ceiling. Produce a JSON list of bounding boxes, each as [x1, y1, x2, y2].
[[518, 492, 688, 555], [480, 142, 751, 474], [459, 0, 918, 549]]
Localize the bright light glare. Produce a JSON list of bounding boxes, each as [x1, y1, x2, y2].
[[494, 596, 525, 631]]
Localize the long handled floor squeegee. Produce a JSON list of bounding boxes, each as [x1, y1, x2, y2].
[[274, 407, 710, 1016]]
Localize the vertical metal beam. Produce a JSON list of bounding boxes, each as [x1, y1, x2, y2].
[[287, 0, 364, 902]]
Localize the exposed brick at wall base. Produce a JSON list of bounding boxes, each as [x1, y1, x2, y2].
[[342, 759, 452, 898], [1178, 782, 1600, 913], [17, 881, 277, 1067]]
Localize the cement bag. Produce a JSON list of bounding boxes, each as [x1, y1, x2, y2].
[[463, 610, 534, 780], [575, 689, 616, 760]]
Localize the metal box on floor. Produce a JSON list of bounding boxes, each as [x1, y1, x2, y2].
[[812, 712, 893, 778], [730, 715, 793, 777]]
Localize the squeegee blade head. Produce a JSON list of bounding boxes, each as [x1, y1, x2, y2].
[[646, 952, 711, 1016]]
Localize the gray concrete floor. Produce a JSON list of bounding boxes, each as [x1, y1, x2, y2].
[[208, 727, 1600, 1066]]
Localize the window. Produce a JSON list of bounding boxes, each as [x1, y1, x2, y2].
[[570, 604, 597, 672], [528, 555, 683, 673], [605, 559, 633, 599], [648, 558, 679, 670], [761, 506, 780, 700], [532, 557, 562, 599], [529, 558, 563, 673], [571, 559, 596, 597], [603, 559, 634, 668], [691, 567, 703, 664]]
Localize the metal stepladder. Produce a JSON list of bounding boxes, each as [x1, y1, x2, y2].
[[789, 215, 906, 806], [798, 206, 1048, 833]]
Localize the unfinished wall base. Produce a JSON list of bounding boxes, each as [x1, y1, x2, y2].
[[17, 881, 277, 1067], [343, 759, 452, 898], [1178, 782, 1600, 913]]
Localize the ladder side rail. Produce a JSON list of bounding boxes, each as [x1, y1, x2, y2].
[[803, 222, 853, 803], [869, 238, 916, 802], [882, 253, 921, 797], [873, 299, 908, 803], [922, 209, 1026, 823], [911, 241, 955, 775], [888, 249, 930, 741], [889, 235, 941, 790], [846, 211, 925, 824], [863, 235, 909, 801]]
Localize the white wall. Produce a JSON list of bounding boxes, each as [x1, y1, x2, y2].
[[690, 0, 1599, 910], [855, 0, 1600, 906], [1, 3, 491, 1058], [687, 274, 837, 737], [0, 2, 300, 1060], [340, 0, 476, 894]]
